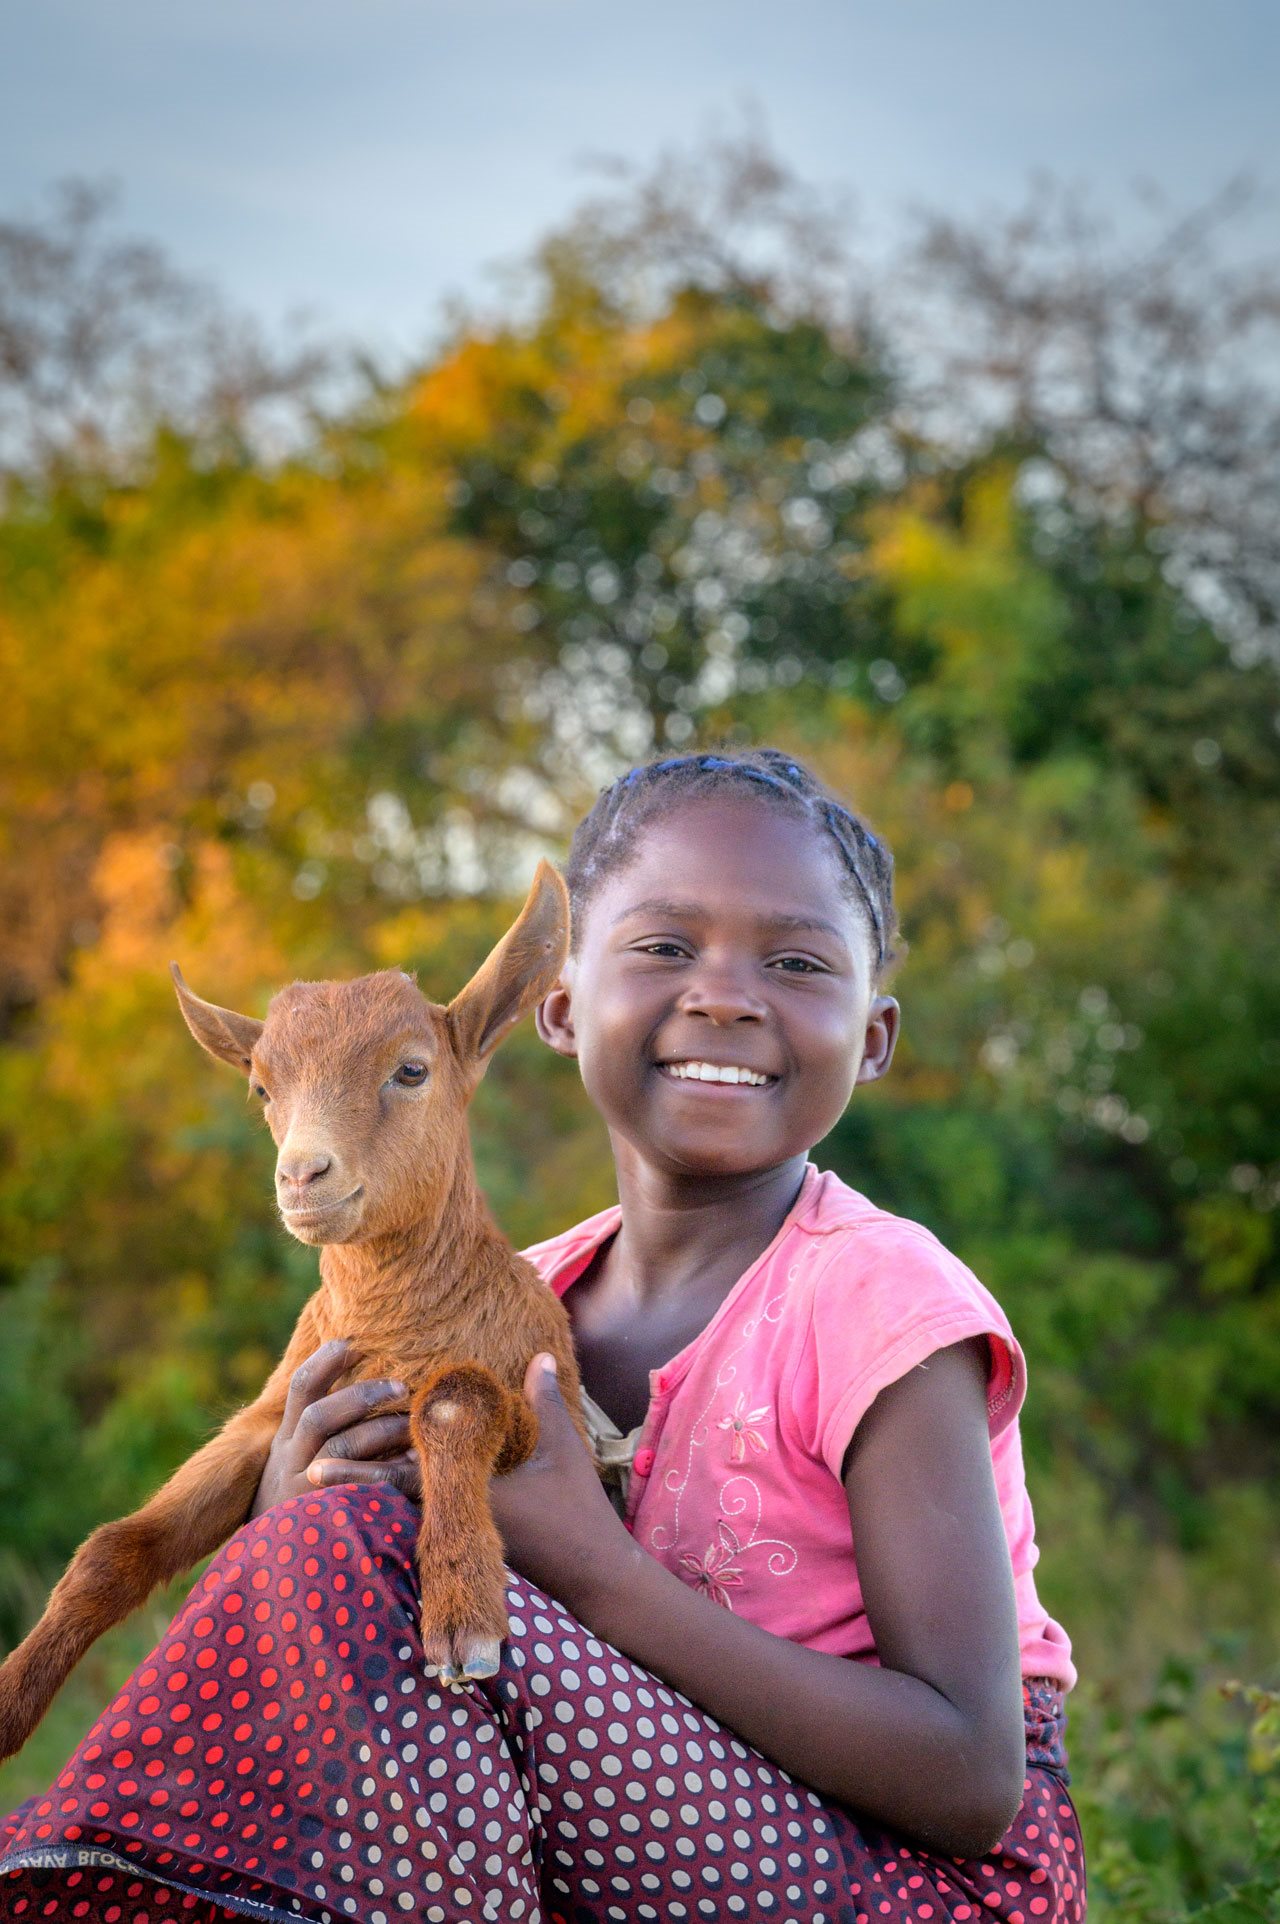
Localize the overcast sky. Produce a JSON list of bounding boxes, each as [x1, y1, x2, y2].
[[4, 0, 1276, 360]]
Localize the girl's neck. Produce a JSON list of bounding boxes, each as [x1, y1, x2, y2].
[[605, 1147, 811, 1309]]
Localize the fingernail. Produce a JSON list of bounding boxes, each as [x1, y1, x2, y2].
[[539, 1355, 556, 1374], [307, 1463, 324, 1483]]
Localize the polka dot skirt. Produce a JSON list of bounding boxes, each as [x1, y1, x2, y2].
[[0, 1485, 1085, 1923]]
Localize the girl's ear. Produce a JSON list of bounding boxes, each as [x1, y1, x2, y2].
[[855, 996, 900, 1086], [535, 974, 578, 1059]]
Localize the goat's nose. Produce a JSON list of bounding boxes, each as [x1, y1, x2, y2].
[[278, 1152, 333, 1189]]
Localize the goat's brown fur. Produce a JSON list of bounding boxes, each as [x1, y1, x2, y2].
[[0, 860, 588, 1758]]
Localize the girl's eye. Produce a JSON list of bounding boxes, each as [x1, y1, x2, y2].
[[393, 1061, 429, 1087], [771, 956, 823, 974], [639, 942, 689, 959]]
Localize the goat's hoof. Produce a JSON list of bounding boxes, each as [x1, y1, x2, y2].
[[461, 1637, 501, 1681], [424, 1627, 503, 1689]]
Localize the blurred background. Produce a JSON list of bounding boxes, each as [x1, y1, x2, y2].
[[1, 3, 1278, 1912]]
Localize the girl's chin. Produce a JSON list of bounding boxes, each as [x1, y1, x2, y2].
[[629, 1120, 795, 1176]]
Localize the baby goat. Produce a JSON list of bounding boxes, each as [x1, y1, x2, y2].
[[0, 860, 588, 1761]]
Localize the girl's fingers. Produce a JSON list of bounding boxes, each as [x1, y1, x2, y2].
[[280, 1337, 353, 1439], [303, 1413, 411, 1465], [307, 1453, 421, 1497], [292, 1377, 408, 1459]]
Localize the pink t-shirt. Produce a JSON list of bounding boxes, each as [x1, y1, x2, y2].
[[523, 1162, 1076, 1690]]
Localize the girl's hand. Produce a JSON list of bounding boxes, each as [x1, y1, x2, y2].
[[488, 1354, 635, 1619], [250, 1337, 418, 1518]]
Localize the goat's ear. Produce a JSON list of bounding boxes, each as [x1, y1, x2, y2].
[[446, 861, 571, 1070], [170, 963, 264, 1073]]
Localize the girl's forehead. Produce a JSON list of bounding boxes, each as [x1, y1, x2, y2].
[[593, 796, 856, 924]]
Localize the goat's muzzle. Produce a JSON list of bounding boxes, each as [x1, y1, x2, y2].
[[277, 1183, 365, 1245]]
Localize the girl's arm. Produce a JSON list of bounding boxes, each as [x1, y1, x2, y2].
[[495, 1338, 1028, 1859]]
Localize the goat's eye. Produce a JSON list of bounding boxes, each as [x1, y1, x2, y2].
[[394, 1062, 428, 1087], [252, 1083, 270, 1102]]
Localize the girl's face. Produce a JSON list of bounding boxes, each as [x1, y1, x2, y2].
[[538, 795, 899, 1181]]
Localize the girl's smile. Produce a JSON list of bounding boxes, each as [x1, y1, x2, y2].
[[656, 1060, 777, 1086]]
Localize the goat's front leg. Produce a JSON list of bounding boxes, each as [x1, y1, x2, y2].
[[0, 1395, 285, 1765], [409, 1363, 537, 1687]]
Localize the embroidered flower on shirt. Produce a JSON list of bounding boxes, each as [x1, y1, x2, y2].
[[717, 1392, 770, 1463], [678, 1523, 744, 1610]]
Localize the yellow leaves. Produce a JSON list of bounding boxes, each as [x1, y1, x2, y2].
[[410, 334, 551, 452], [866, 465, 1067, 731], [83, 830, 179, 975]]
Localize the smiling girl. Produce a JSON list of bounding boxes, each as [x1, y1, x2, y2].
[[1, 748, 1084, 1924]]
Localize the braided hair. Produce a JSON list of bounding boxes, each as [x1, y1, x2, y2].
[[564, 748, 902, 980]]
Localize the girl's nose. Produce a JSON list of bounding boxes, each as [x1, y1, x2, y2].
[[677, 964, 766, 1026]]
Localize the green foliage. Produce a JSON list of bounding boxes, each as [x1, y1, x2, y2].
[[1072, 1665, 1280, 1921]]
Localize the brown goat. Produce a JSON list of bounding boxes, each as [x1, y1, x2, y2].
[[0, 860, 589, 1762]]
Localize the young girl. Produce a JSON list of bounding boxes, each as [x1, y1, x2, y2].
[[1, 749, 1084, 1924]]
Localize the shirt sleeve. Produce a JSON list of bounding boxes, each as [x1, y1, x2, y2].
[[790, 1223, 1027, 1482]]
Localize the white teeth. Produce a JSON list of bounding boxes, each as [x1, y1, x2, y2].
[[665, 1062, 770, 1086]]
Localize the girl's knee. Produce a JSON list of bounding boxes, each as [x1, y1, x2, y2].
[[214, 1482, 420, 1590]]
